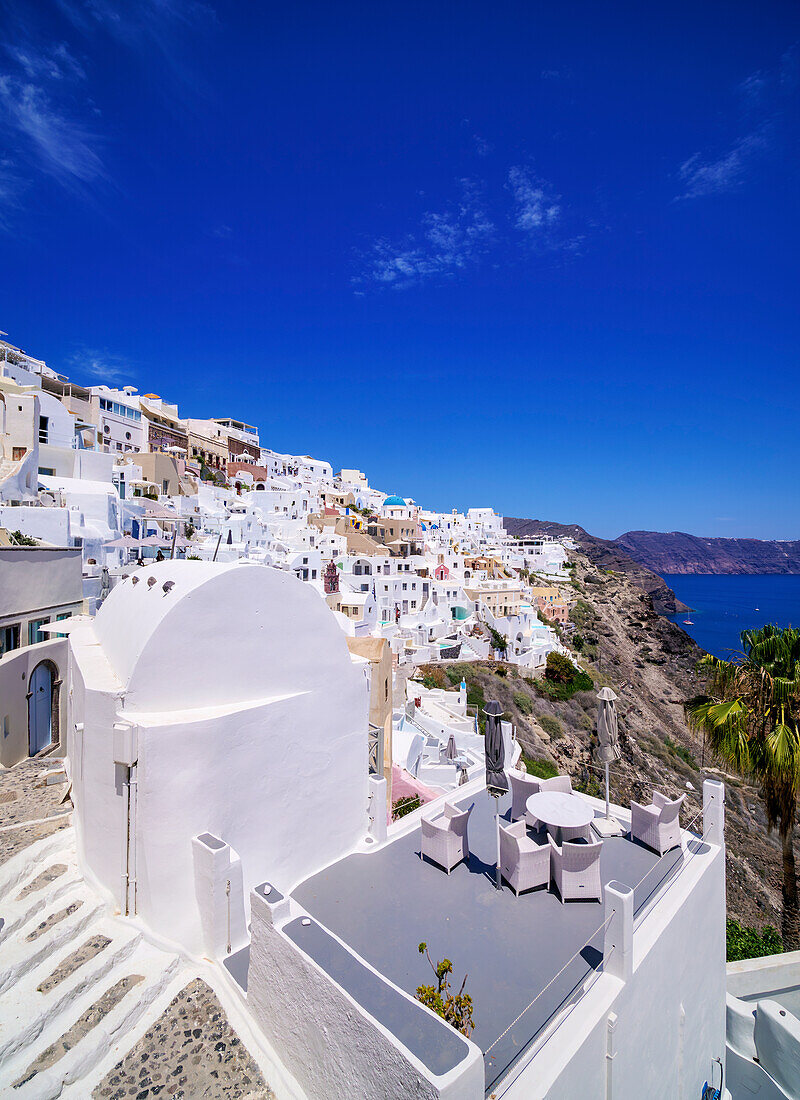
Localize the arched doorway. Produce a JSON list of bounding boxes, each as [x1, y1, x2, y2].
[[28, 660, 59, 756]]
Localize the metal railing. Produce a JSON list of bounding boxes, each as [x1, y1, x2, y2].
[[368, 722, 383, 777]]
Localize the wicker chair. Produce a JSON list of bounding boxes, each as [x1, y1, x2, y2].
[[420, 801, 474, 874], [508, 769, 541, 826], [538, 774, 573, 796], [548, 835, 603, 902], [553, 821, 593, 844], [630, 791, 685, 855], [499, 820, 550, 896]]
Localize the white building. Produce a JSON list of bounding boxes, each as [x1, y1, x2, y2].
[[91, 386, 146, 455], [67, 560, 370, 956]]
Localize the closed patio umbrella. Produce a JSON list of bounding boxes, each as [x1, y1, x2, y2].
[[484, 700, 508, 889], [594, 686, 623, 835], [445, 732, 457, 762], [104, 535, 142, 549]]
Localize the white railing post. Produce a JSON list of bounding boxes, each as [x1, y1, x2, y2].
[[368, 774, 387, 844], [703, 779, 725, 846], [604, 880, 634, 982]]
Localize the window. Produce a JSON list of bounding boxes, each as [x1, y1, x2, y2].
[[28, 617, 50, 645], [1, 624, 20, 656]]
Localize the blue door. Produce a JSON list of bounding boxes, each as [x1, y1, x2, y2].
[[29, 663, 52, 755]]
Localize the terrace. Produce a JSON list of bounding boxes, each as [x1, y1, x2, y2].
[[288, 783, 699, 1094]]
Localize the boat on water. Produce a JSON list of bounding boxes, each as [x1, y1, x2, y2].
[[683, 618, 694, 625]]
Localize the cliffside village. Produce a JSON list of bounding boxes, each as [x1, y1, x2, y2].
[[0, 332, 787, 1100], [0, 332, 575, 782]]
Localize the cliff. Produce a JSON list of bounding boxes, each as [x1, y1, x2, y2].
[[615, 530, 800, 575], [503, 516, 690, 614]]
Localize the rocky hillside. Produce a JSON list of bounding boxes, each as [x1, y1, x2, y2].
[[503, 516, 689, 614], [422, 548, 789, 935], [615, 530, 800, 575]]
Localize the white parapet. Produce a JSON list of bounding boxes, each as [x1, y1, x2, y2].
[[604, 880, 634, 983], [247, 887, 484, 1100], [192, 832, 248, 960], [368, 774, 388, 845], [703, 779, 725, 847]]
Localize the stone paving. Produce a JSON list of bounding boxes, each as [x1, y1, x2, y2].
[[93, 978, 275, 1100], [13, 974, 145, 1088], [0, 756, 71, 830], [0, 815, 71, 866], [37, 934, 112, 994], [16, 862, 67, 901], [26, 900, 83, 941]]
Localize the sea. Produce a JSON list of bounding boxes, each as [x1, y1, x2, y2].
[[662, 574, 800, 659]]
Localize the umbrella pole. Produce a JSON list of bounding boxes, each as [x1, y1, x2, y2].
[[605, 762, 610, 820], [491, 791, 501, 890]]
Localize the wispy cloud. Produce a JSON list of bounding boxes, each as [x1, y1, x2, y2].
[[675, 45, 797, 201], [57, 0, 215, 90], [70, 347, 134, 384], [507, 166, 560, 234], [677, 128, 770, 199], [357, 179, 494, 290], [0, 74, 104, 187], [5, 41, 86, 83], [0, 156, 23, 224]]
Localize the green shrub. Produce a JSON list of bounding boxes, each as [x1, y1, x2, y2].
[[521, 754, 558, 780], [726, 919, 782, 962], [664, 736, 698, 770], [513, 692, 533, 715], [10, 529, 38, 546], [392, 795, 421, 820], [569, 599, 593, 629], [536, 665, 594, 701], [545, 652, 577, 683], [539, 714, 564, 739], [466, 681, 485, 709]]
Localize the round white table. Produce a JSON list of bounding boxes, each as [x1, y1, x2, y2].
[[526, 791, 594, 845]]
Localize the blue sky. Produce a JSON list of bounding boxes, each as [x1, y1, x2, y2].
[[1, 1, 799, 540]]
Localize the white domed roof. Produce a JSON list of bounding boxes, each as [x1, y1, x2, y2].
[[93, 560, 355, 713]]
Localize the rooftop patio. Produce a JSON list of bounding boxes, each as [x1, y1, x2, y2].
[[292, 786, 686, 1092]]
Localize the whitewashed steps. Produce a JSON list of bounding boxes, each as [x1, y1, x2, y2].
[[0, 828, 187, 1100]]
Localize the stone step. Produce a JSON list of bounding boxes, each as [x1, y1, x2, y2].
[[66, 969, 193, 1100], [0, 829, 76, 904], [0, 917, 144, 1066], [0, 885, 104, 1000], [0, 862, 84, 950], [8, 944, 184, 1100]]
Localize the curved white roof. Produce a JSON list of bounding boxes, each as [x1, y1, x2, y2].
[[92, 559, 356, 713]]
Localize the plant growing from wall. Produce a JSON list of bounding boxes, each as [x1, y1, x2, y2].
[[184, 519, 195, 539], [488, 627, 507, 656], [416, 943, 474, 1037]]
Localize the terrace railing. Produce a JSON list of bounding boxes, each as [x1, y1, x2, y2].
[[368, 722, 383, 778]]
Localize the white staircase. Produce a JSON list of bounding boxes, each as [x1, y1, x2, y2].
[[0, 828, 188, 1099]]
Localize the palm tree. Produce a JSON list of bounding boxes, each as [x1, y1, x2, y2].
[[688, 624, 800, 950]]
